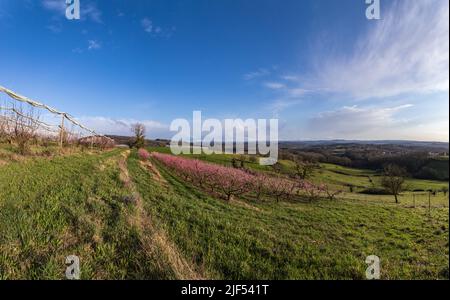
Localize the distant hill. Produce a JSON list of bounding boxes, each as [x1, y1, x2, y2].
[[106, 135, 170, 147], [280, 140, 449, 150]]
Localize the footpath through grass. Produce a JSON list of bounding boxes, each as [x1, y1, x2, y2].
[[129, 150, 449, 279], [0, 149, 173, 279]]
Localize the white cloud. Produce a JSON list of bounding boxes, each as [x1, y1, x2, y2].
[[46, 23, 62, 33], [75, 116, 170, 138], [264, 84, 310, 116], [264, 82, 285, 90], [281, 75, 299, 82], [72, 47, 83, 54], [262, 0, 449, 142], [81, 2, 102, 23], [243, 68, 270, 80], [72, 40, 101, 53], [287, 88, 308, 98], [141, 18, 175, 38], [302, 104, 450, 141], [42, 0, 65, 12], [141, 18, 153, 33], [269, 98, 303, 117], [88, 40, 101, 50], [313, 0, 449, 99]]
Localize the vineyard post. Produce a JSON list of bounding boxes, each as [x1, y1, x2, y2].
[[59, 114, 65, 148], [428, 192, 431, 214]]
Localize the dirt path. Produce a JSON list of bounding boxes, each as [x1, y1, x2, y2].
[[118, 151, 204, 280], [139, 159, 167, 185]]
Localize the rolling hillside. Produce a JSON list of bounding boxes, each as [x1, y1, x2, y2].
[[2, 145, 447, 279]]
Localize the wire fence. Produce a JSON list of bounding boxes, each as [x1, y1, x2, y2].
[[0, 85, 114, 149]]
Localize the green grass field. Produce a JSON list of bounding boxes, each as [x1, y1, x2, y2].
[[0, 149, 175, 279], [129, 150, 449, 279], [0, 146, 448, 279]]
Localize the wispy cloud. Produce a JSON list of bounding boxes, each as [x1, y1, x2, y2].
[[306, 104, 418, 139], [88, 40, 101, 50], [262, 0, 449, 123], [141, 18, 175, 38], [281, 75, 299, 82], [269, 98, 304, 117], [312, 0, 449, 99], [263, 82, 310, 116], [243, 68, 271, 80], [304, 103, 448, 142], [76, 116, 170, 138], [264, 82, 285, 90], [41, 0, 65, 13], [81, 2, 102, 23], [46, 23, 62, 33], [72, 47, 84, 54], [72, 40, 101, 53], [141, 18, 153, 33]]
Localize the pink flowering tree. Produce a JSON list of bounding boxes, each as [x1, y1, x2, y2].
[[217, 168, 253, 201], [266, 176, 297, 202], [151, 152, 314, 203], [250, 173, 269, 201], [298, 180, 324, 202], [138, 148, 150, 161]]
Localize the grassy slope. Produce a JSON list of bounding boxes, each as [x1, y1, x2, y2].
[[1, 145, 448, 279], [0, 149, 173, 279], [129, 150, 449, 279]]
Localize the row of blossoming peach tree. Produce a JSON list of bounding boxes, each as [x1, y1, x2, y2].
[[146, 151, 341, 202]]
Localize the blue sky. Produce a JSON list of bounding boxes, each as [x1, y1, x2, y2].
[[0, 0, 448, 141]]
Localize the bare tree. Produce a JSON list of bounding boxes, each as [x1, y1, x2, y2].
[[441, 186, 449, 197], [131, 123, 146, 148], [323, 185, 342, 201], [9, 105, 40, 155], [381, 164, 407, 204], [0, 115, 8, 142], [293, 159, 316, 180]]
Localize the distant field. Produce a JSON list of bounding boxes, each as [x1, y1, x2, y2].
[[314, 163, 448, 192]]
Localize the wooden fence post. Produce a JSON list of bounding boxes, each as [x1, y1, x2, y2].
[[428, 192, 431, 214], [59, 114, 65, 148]]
